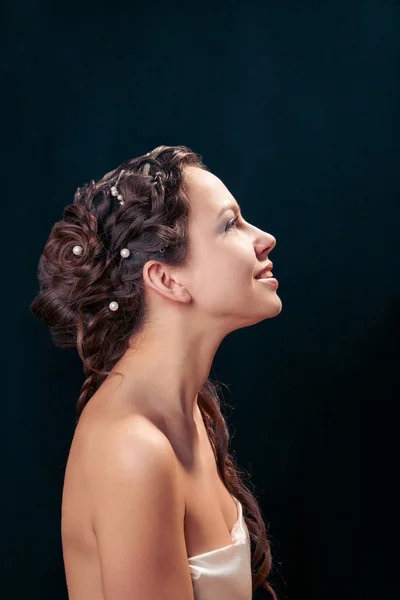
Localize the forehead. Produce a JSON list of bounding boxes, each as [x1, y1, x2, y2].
[[183, 166, 234, 218]]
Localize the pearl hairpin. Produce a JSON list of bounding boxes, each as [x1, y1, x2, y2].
[[110, 169, 126, 205], [110, 187, 124, 204]]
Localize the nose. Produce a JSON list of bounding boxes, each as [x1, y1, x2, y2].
[[267, 234, 276, 251], [256, 231, 276, 256]]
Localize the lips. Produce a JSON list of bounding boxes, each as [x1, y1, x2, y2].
[[255, 262, 273, 279]]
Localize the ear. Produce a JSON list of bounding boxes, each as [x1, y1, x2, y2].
[[142, 261, 192, 304]]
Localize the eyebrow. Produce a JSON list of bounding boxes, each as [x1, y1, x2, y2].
[[217, 202, 242, 219]]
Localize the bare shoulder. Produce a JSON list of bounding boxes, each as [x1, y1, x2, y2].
[[89, 414, 185, 522], [94, 414, 178, 470], [87, 415, 193, 599]]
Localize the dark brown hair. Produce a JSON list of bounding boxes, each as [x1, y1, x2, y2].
[[30, 144, 278, 598]]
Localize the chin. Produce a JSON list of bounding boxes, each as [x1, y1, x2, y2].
[[259, 296, 283, 320], [270, 296, 283, 316], [236, 297, 283, 330]]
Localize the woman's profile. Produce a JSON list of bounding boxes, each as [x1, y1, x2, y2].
[[30, 145, 282, 600]]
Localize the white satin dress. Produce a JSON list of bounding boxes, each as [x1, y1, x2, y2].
[[188, 496, 253, 600]]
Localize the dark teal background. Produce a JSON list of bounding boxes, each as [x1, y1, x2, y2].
[[4, 1, 399, 599]]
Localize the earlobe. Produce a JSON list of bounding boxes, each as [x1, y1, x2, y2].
[[173, 283, 192, 304], [163, 279, 192, 304]]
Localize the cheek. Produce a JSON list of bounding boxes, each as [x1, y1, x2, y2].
[[213, 250, 253, 289], [203, 262, 250, 303], [191, 244, 253, 299]]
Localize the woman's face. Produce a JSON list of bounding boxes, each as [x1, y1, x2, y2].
[[181, 166, 282, 332]]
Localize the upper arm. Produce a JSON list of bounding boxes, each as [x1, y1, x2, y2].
[[91, 419, 194, 600]]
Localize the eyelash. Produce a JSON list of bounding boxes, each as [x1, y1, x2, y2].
[[225, 216, 239, 231]]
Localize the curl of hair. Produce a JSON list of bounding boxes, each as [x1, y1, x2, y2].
[[30, 144, 278, 598]]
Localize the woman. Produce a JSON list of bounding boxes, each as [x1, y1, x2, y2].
[[30, 145, 282, 600]]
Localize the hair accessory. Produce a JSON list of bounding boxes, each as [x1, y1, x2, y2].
[[72, 245, 83, 256], [110, 169, 126, 205], [108, 301, 119, 311], [120, 248, 130, 258]]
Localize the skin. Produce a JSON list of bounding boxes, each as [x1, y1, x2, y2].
[[103, 164, 281, 421], [61, 165, 281, 599]]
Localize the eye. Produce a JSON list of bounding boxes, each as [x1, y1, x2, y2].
[[225, 216, 239, 231]]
